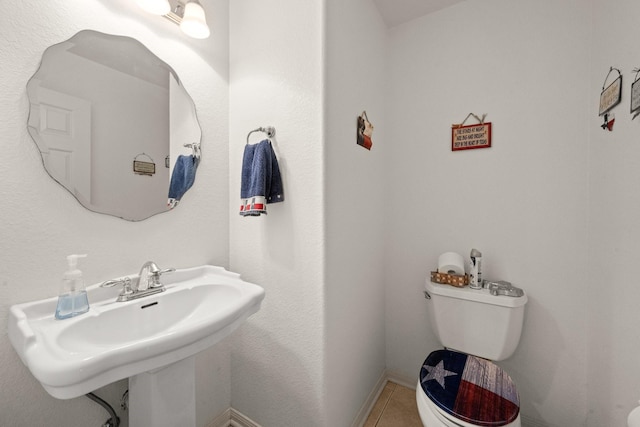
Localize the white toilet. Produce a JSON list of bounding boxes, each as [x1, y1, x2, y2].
[[417, 279, 528, 427], [629, 405, 640, 427]]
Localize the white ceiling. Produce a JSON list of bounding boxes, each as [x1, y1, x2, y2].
[[372, 0, 466, 27]]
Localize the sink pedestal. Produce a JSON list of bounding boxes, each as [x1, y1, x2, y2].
[[129, 356, 196, 427]]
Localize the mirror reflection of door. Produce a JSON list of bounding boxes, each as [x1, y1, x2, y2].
[[28, 86, 92, 204], [26, 31, 202, 221]]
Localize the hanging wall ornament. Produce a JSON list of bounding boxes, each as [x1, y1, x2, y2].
[[451, 113, 491, 151], [133, 152, 156, 176], [601, 113, 615, 131], [631, 68, 640, 120], [599, 67, 622, 131], [357, 111, 373, 150]]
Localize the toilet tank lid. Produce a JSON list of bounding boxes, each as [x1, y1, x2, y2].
[[425, 279, 527, 308]]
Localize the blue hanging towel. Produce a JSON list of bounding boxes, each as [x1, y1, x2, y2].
[[239, 139, 284, 216], [168, 154, 198, 208]]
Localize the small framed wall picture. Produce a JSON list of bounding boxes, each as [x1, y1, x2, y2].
[[599, 67, 622, 117], [631, 68, 640, 117], [357, 111, 373, 150], [451, 113, 491, 151]]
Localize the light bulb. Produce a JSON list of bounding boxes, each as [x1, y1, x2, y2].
[[180, 1, 210, 39], [136, 0, 171, 15]]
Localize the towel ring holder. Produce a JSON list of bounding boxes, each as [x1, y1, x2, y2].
[[183, 142, 201, 160], [246, 126, 276, 145]]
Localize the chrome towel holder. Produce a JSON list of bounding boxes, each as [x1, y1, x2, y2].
[[246, 126, 276, 144], [183, 142, 201, 160]]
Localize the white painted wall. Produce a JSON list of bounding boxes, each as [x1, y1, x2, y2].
[[6, 1, 640, 426], [588, 0, 640, 425], [384, 1, 591, 426], [228, 0, 326, 425], [324, 0, 388, 425], [0, 0, 230, 426]]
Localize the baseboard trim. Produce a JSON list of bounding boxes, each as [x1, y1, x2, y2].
[[205, 408, 262, 427], [385, 369, 417, 390], [212, 371, 400, 427], [351, 369, 418, 427], [230, 409, 262, 427], [207, 408, 233, 427], [351, 370, 389, 427], [211, 374, 550, 427]]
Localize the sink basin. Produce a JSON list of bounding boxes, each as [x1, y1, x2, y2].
[[9, 265, 265, 399]]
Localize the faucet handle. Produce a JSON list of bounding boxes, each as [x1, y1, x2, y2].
[[100, 277, 135, 301], [120, 278, 134, 297], [148, 267, 175, 288], [101, 277, 131, 288]]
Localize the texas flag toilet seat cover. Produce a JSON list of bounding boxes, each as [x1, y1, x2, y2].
[[419, 349, 520, 426]]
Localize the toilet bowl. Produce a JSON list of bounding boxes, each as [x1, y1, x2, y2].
[[418, 279, 527, 427]]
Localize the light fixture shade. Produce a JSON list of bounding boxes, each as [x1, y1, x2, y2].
[[136, 0, 171, 15], [180, 1, 210, 39]]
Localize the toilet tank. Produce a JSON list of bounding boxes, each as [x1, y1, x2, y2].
[[424, 279, 527, 361]]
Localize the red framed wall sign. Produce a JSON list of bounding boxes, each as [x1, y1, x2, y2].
[[451, 122, 492, 151]]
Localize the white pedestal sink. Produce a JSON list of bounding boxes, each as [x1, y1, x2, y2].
[[8, 265, 265, 426]]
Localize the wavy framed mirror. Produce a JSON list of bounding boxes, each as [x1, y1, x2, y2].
[[27, 30, 202, 221]]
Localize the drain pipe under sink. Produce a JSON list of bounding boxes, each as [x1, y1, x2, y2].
[[86, 392, 120, 427]]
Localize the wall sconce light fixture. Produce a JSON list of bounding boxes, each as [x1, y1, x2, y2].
[[136, 0, 210, 39]]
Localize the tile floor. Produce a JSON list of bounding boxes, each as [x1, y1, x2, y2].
[[363, 382, 422, 427]]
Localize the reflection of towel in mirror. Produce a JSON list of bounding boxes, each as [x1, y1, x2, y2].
[[168, 155, 198, 209], [240, 139, 284, 216]]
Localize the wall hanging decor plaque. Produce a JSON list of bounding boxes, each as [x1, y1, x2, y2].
[[599, 67, 622, 115], [356, 111, 373, 150], [631, 68, 640, 119], [133, 153, 156, 176], [598, 67, 621, 131], [451, 113, 491, 151]]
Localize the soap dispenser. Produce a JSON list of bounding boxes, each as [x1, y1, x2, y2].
[[55, 254, 90, 319]]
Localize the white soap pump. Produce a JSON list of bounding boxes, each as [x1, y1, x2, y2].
[[55, 254, 90, 319]]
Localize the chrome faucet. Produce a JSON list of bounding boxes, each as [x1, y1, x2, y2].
[[100, 261, 175, 302], [137, 261, 172, 291]]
